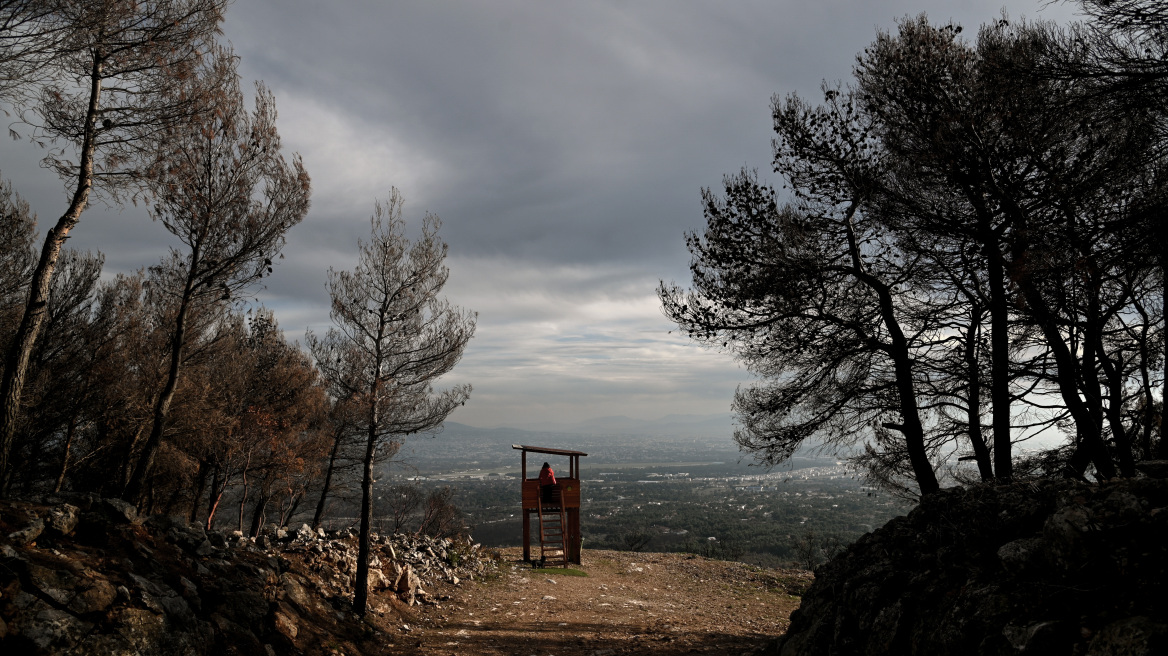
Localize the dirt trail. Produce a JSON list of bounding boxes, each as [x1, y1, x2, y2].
[[390, 548, 810, 656]]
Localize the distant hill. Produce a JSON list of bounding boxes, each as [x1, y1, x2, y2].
[[505, 413, 736, 438], [392, 417, 839, 476]]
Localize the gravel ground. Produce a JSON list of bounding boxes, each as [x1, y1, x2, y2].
[[387, 548, 811, 656]]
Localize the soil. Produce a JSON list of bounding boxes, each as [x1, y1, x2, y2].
[[386, 548, 811, 656]]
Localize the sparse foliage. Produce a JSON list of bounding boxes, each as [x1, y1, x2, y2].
[[0, 0, 229, 492], [309, 191, 475, 616], [123, 48, 310, 504]]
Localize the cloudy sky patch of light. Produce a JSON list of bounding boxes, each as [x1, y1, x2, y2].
[[1, 0, 1082, 431]]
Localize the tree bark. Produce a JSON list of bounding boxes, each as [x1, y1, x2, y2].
[[189, 459, 209, 524], [1017, 280, 1117, 479], [53, 414, 78, 494], [353, 397, 379, 616], [843, 206, 939, 495], [312, 423, 345, 529], [248, 487, 270, 538], [1097, 337, 1136, 476], [963, 307, 994, 481], [1161, 257, 1168, 459], [205, 464, 223, 530], [984, 242, 1013, 481], [124, 260, 200, 504], [0, 55, 103, 493]]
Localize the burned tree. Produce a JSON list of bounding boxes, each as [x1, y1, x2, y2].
[[308, 190, 475, 616], [0, 0, 229, 491], [121, 50, 310, 504]]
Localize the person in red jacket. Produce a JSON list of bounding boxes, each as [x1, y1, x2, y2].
[[539, 462, 557, 504]]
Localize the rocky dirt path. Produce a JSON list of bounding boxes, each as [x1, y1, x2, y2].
[[387, 548, 811, 656]]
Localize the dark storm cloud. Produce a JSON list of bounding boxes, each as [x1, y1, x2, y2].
[[221, 1, 1078, 268], [1, 1, 1081, 427]]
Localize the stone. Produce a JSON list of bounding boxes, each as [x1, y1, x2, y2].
[[218, 590, 268, 630], [8, 517, 44, 545], [19, 609, 93, 653], [395, 563, 425, 600], [46, 503, 81, 536], [26, 562, 79, 606], [997, 537, 1043, 571], [176, 574, 197, 595], [107, 607, 166, 653], [68, 578, 117, 615], [273, 606, 299, 640], [1043, 504, 1094, 570], [102, 498, 142, 524], [281, 574, 313, 614], [369, 567, 393, 590], [1087, 616, 1168, 656], [1134, 460, 1168, 479]]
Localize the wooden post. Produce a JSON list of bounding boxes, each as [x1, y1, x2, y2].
[[521, 448, 529, 561], [522, 508, 531, 562]]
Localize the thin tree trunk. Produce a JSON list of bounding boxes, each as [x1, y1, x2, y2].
[[54, 414, 78, 493], [119, 425, 145, 492], [313, 424, 345, 529], [1130, 292, 1156, 458], [0, 56, 104, 493], [1160, 259, 1168, 458], [1097, 338, 1136, 476], [248, 486, 270, 538], [964, 307, 994, 481], [237, 451, 252, 532], [843, 206, 939, 495], [189, 459, 210, 524], [353, 416, 378, 616], [354, 337, 384, 616], [281, 489, 304, 527], [1018, 281, 1117, 479], [205, 464, 223, 530], [985, 243, 1013, 481], [125, 271, 199, 505], [999, 201, 1117, 479]]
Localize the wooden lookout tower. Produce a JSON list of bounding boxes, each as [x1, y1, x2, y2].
[[513, 444, 587, 566]]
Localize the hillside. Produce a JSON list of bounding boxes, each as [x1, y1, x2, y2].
[[0, 494, 810, 655], [773, 475, 1168, 655]]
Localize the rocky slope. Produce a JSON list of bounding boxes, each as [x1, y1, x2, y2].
[[774, 475, 1168, 656], [0, 494, 497, 655]]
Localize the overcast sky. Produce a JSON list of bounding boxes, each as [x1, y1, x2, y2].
[[0, 0, 1082, 431]]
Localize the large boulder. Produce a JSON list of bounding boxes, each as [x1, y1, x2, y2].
[[46, 504, 81, 536], [775, 478, 1168, 656]]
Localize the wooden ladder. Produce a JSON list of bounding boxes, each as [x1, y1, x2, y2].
[[536, 484, 568, 567]]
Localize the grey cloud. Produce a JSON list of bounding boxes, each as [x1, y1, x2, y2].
[[2, 0, 1081, 428]]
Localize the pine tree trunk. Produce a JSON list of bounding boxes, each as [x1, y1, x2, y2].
[[313, 424, 344, 529], [0, 57, 104, 493], [353, 418, 378, 615]]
